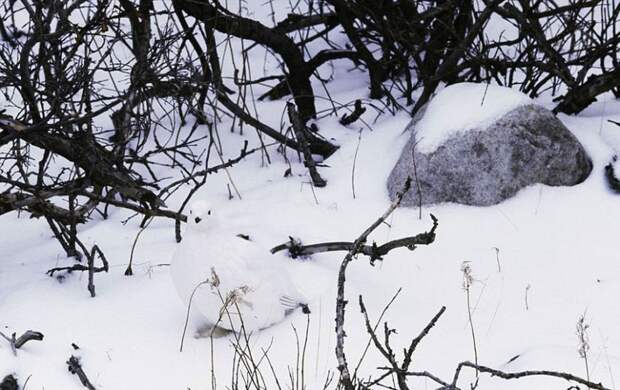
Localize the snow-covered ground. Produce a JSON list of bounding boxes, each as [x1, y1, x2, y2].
[[2, 3, 620, 390]]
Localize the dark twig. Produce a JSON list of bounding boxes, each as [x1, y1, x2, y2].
[[14, 331, 44, 349], [359, 297, 446, 390], [447, 361, 612, 390], [287, 103, 327, 188], [352, 288, 402, 381], [46, 263, 107, 276], [87, 245, 108, 297], [46, 243, 109, 297], [0, 375, 18, 390], [271, 215, 438, 264], [0, 330, 44, 355], [402, 306, 446, 371], [67, 356, 97, 390], [126, 217, 154, 275], [340, 100, 366, 126], [554, 68, 620, 114]]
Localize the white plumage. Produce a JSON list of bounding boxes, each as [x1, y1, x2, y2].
[[171, 201, 308, 332]]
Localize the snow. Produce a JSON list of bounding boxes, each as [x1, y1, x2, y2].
[[2, 3, 620, 390], [4, 90, 620, 389], [415, 82, 533, 153]]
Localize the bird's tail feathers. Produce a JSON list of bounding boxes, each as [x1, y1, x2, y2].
[[280, 295, 311, 314]]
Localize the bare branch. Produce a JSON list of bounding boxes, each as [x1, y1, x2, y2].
[[67, 356, 97, 390]]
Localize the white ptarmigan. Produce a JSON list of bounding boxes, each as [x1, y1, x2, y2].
[[171, 201, 309, 332]]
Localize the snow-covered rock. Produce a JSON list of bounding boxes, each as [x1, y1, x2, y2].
[[388, 87, 592, 206], [415, 83, 533, 154], [171, 201, 308, 332]]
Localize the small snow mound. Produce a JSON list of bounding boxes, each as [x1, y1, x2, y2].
[[415, 82, 532, 153]]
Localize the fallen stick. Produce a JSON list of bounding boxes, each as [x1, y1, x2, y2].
[[67, 356, 97, 390], [271, 214, 438, 264], [0, 330, 44, 355]]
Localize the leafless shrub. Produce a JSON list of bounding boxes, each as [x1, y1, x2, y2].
[[1, 0, 617, 293]]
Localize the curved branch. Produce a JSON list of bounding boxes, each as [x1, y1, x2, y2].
[[450, 361, 611, 390], [271, 214, 438, 264]]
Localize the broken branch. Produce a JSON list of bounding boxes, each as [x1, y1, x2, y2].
[[271, 214, 438, 264], [67, 355, 97, 390]]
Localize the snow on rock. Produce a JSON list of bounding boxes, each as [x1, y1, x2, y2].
[[415, 82, 532, 153]]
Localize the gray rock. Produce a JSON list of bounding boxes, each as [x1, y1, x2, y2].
[[388, 105, 592, 206]]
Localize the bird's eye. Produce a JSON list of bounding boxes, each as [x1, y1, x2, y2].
[[195, 217, 202, 224], [207, 210, 211, 215]]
